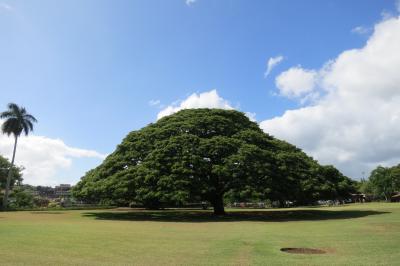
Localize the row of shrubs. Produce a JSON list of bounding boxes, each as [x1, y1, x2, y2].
[[1, 188, 114, 211], [0, 188, 63, 210]]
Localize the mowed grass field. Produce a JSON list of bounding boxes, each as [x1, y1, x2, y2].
[[0, 203, 399, 266]]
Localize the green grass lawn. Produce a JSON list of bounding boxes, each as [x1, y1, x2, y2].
[[0, 203, 399, 265]]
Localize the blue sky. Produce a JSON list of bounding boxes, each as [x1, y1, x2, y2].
[[1, 0, 399, 185]]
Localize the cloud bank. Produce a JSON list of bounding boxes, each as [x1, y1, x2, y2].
[[261, 15, 400, 179], [0, 133, 106, 186]]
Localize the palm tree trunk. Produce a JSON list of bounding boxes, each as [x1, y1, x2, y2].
[[2, 136, 18, 210]]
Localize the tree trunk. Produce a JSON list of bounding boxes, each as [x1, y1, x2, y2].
[[212, 195, 225, 215], [384, 194, 389, 202], [2, 136, 18, 210]]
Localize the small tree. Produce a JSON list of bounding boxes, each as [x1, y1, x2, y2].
[[368, 165, 400, 201], [9, 188, 34, 209], [0, 155, 23, 190]]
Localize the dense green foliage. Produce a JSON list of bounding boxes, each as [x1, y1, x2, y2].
[[0, 154, 23, 208], [0, 155, 23, 190], [360, 164, 400, 201], [9, 187, 35, 209], [73, 109, 355, 214]]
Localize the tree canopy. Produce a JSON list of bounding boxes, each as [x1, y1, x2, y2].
[[0, 155, 22, 189], [0, 155, 23, 206], [73, 109, 355, 214], [360, 165, 400, 201]]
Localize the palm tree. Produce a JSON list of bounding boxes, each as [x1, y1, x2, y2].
[[1, 103, 37, 209]]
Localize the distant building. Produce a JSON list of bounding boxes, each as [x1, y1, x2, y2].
[[391, 192, 400, 202], [350, 193, 366, 203], [36, 186, 56, 198], [55, 184, 72, 198], [16, 184, 72, 200], [29, 189, 39, 196]]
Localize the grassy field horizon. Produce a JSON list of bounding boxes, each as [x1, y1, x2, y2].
[[0, 203, 399, 265]]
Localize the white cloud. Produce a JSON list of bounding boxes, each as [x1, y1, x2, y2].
[[0, 133, 106, 186], [149, 99, 161, 107], [264, 55, 284, 77], [157, 90, 233, 119], [275, 66, 318, 100], [351, 26, 370, 35], [245, 112, 257, 122], [185, 0, 197, 6], [0, 2, 13, 11], [261, 16, 400, 179]]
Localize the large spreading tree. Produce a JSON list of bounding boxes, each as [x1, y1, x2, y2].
[[73, 109, 355, 214]]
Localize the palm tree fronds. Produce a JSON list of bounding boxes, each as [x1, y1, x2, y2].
[[1, 103, 36, 137], [23, 114, 38, 123], [0, 111, 16, 119], [2, 119, 23, 136], [22, 120, 34, 135], [7, 103, 21, 116]]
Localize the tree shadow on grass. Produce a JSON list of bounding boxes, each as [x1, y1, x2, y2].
[[82, 209, 389, 223]]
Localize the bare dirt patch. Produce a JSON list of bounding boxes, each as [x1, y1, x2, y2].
[[280, 247, 327, 254]]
